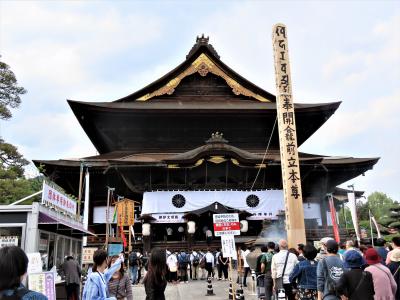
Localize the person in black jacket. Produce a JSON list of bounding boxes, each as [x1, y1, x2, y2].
[[336, 250, 374, 300], [143, 248, 167, 300]]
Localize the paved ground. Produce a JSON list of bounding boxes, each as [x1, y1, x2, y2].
[[132, 277, 259, 300]]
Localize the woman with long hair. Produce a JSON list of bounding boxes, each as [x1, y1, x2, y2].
[[107, 256, 133, 300], [82, 249, 123, 300], [143, 248, 167, 300], [0, 246, 48, 300]]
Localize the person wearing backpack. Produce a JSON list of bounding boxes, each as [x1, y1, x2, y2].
[[128, 250, 139, 285], [316, 239, 345, 300], [0, 246, 48, 300], [178, 250, 189, 283], [261, 242, 276, 300], [190, 250, 200, 280], [336, 250, 374, 300]]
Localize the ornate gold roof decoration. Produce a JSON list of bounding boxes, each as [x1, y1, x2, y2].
[[137, 53, 270, 102]]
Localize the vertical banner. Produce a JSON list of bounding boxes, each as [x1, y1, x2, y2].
[[120, 225, 127, 247], [116, 199, 135, 226], [272, 23, 306, 246], [328, 195, 340, 242], [370, 212, 381, 238], [347, 192, 360, 242], [83, 169, 90, 246], [130, 225, 136, 243]]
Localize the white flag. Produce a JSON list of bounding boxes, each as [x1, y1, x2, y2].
[[347, 192, 360, 242], [130, 225, 136, 242], [370, 214, 382, 238]]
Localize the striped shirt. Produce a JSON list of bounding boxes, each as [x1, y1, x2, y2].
[[82, 257, 123, 300], [108, 274, 133, 300]]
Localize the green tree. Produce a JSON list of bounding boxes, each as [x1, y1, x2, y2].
[[388, 202, 400, 231], [0, 138, 29, 179], [0, 58, 40, 204], [0, 176, 43, 204], [367, 192, 394, 219], [0, 59, 27, 120]]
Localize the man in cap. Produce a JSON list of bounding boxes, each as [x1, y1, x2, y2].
[[315, 237, 334, 262], [317, 240, 345, 300]]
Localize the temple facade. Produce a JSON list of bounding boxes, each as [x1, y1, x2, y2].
[[34, 36, 379, 250]]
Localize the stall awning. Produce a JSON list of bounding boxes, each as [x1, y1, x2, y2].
[[38, 212, 96, 236]]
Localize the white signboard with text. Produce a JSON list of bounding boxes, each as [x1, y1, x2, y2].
[[151, 213, 186, 223], [221, 235, 237, 259], [213, 213, 240, 236], [0, 236, 18, 248], [42, 181, 77, 215], [27, 252, 43, 274]]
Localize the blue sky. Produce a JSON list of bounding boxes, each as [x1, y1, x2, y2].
[[0, 0, 399, 200]]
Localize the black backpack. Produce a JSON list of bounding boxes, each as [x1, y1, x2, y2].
[[192, 254, 200, 266], [129, 252, 138, 266], [1, 287, 30, 300]]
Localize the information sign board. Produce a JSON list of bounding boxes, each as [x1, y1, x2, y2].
[[27, 252, 43, 274], [82, 247, 97, 264], [116, 199, 135, 226], [29, 272, 56, 300], [0, 236, 18, 248], [221, 235, 237, 259], [213, 213, 240, 236], [108, 243, 123, 256]]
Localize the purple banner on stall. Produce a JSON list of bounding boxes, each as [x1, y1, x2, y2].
[[45, 272, 56, 300]]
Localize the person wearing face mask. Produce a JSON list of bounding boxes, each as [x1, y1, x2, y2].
[[82, 249, 123, 300], [0, 246, 48, 300], [107, 256, 133, 300]]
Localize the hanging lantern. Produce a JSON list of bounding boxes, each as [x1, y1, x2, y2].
[[240, 220, 248, 233], [142, 223, 151, 236], [187, 221, 196, 234]]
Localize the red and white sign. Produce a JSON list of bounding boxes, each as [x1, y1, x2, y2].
[[42, 181, 77, 215], [213, 213, 240, 236]]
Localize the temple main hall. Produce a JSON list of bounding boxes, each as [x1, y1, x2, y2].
[[34, 36, 379, 250]]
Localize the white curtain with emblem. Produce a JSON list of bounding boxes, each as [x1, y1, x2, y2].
[[142, 190, 285, 220]]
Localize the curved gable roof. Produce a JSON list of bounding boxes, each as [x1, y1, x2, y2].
[[114, 36, 276, 103]]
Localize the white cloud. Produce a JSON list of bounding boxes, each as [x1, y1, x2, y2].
[[0, 1, 163, 90], [0, 1, 399, 201]]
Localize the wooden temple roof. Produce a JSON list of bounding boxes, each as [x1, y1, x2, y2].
[[33, 145, 379, 170], [113, 34, 275, 103], [66, 36, 342, 154], [32, 36, 380, 198]]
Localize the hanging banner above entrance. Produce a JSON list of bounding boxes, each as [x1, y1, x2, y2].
[[142, 190, 284, 219]]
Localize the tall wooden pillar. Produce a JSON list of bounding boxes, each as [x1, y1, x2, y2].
[[272, 23, 306, 247]]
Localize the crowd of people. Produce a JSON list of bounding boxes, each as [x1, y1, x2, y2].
[[253, 236, 400, 300], [1, 235, 399, 300]]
